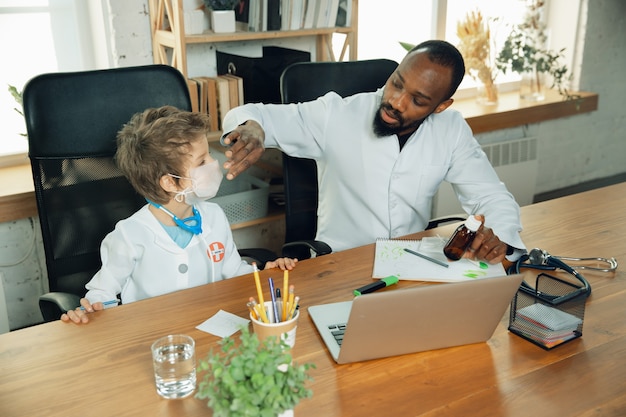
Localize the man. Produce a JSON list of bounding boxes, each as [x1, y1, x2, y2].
[[220, 40, 526, 264]]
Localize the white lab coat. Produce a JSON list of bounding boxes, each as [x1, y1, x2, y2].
[[223, 89, 526, 254], [84, 202, 252, 304]]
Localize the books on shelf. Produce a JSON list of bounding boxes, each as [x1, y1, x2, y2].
[[268, 0, 281, 30], [302, 0, 317, 29], [314, 0, 329, 28], [214, 76, 231, 130], [245, 0, 347, 31], [186, 73, 245, 131], [290, 0, 306, 30], [186, 78, 200, 113], [335, 0, 350, 27], [203, 77, 219, 131], [326, 0, 340, 28]]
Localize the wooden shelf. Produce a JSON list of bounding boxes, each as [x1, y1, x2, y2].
[[455, 89, 598, 134], [148, 0, 359, 78], [154, 26, 355, 45]]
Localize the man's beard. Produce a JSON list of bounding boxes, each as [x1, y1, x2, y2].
[[372, 102, 424, 138]]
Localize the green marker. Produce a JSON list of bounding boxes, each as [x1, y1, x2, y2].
[[354, 276, 399, 296]]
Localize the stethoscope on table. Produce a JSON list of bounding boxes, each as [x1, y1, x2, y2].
[[508, 248, 618, 303]]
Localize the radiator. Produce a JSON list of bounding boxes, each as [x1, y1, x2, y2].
[[432, 137, 539, 218]]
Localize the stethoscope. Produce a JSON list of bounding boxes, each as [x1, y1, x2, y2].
[[508, 248, 618, 304], [147, 199, 218, 283], [533, 250, 619, 273]]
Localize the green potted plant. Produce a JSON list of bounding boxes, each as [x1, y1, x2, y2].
[[203, 0, 239, 33], [495, 0, 572, 100], [7, 85, 27, 138], [196, 326, 315, 417]]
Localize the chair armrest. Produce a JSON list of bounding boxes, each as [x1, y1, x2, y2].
[[39, 292, 82, 322], [282, 240, 332, 260], [426, 215, 467, 230], [238, 248, 279, 270]]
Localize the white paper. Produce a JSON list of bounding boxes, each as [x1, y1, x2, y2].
[[196, 309, 250, 338], [372, 237, 506, 282]]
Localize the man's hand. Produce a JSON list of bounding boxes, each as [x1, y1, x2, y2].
[[221, 120, 265, 180], [465, 215, 508, 264]]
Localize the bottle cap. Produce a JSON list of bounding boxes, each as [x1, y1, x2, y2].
[[464, 215, 482, 232]]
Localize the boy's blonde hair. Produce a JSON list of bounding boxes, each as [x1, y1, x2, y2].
[[116, 106, 212, 204]]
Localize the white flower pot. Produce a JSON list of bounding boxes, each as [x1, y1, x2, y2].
[[278, 409, 294, 417], [211, 10, 236, 33]]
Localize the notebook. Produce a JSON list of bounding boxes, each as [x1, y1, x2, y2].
[[372, 237, 506, 282], [308, 273, 524, 364]]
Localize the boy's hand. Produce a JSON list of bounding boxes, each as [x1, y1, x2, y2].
[[264, 257, 298, 270], [61, 298, 106, 324]]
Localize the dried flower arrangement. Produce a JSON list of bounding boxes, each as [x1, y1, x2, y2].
[[456, 10, 498, 104]]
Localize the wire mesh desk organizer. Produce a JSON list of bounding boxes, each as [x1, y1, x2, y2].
[[508, 248, 618, 350]]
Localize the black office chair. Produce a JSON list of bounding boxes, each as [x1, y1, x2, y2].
[[23, 64, 274, 322], [279, 59, 465, 260]]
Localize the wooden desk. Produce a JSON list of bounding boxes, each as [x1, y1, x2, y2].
[[1, 183, 624, 417]]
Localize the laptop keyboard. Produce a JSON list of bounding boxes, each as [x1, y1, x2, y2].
[[328, 323, 347, 346]]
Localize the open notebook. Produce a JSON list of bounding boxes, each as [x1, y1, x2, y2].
[[372, 237, 506, 282], [309, 273, 524, 364]]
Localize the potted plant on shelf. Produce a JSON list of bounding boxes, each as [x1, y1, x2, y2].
[[495, 0, 572, 100], [196, 326, 315, 417], [203, 0, 239, 33]]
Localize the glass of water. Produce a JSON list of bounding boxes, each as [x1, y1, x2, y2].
[[151, 334, 196, 399]]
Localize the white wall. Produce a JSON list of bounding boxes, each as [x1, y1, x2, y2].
[[0, 218, 47, 330]]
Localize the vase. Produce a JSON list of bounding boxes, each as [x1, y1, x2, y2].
[[278, 409, 294, 417], [519, 67, 545, 101], [211, 10, 236, 33], [476, 80, 498, 106]]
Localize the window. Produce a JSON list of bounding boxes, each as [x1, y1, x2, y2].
[[0, 0, 96, 160], [353, 0, 581, 96]]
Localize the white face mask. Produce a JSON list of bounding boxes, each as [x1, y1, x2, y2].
[[170, 159, 223, 205]]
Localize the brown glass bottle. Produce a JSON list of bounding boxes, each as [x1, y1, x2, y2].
[[443, 216, 482, 261]]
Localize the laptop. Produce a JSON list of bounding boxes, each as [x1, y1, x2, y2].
[[308, 274, 524, 364]]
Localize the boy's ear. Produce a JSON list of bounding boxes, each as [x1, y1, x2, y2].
[[159, 174, 178, 192]]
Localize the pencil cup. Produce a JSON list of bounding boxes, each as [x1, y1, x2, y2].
[[250, 301, 299, 349], [151, 334, 196, 399]]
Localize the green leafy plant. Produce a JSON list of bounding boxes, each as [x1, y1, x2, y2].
[[8, 85, 23, 117], [203, 0, 239, 11], [196, 326, 315, 417], [495, 28, 571, 97], [495, 0, 574, 98], [399, 41, 415, 52], [8, 85, 27, 137]]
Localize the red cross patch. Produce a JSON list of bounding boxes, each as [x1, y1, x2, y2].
[[207, 241, 225, 263]]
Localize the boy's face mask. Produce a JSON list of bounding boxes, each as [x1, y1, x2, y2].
[[170, 159, 223, 205]]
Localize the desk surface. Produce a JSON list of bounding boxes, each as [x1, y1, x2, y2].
[[1, 183, 625, 417]]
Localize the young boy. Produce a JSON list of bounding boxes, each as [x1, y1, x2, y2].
[[62, 106, 297, 324]]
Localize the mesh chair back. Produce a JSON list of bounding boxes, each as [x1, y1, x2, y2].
[[23, 65, 191, 297], [279, 59, 397, 259]]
